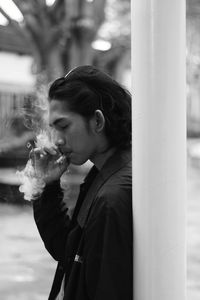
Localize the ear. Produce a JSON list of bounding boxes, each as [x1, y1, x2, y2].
[[94, 109, 105, 133]]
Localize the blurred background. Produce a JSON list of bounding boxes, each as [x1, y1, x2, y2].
[[187, 1, 200, 299], [0, 1, 131, 299], [0, 0, 199, 299]]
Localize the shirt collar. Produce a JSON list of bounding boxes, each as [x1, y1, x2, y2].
[[77, 148, 131, 228]]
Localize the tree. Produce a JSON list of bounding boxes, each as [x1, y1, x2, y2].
[[0, 0, 107, 85], [0, 0, 131, 127], [95, 0, 131, 80]]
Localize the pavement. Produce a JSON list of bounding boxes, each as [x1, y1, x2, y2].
[[187, 153, 200, 300], [0, 203, 56, 300]]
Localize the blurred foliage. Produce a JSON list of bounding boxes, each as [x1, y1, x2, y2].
[[186, 0, 200, 136], [95, 0, 131, 77], [0, 0, 130, 84], [99, 0, 130, 46], [187, 7, 200, 86]]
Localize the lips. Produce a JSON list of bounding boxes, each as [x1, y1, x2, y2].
[[58, 147, 71, 155], [56, 151, 72, 165], [63, 151, 72, 159]]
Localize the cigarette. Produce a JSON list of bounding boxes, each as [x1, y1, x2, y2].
[[56, 155, 67, 164]]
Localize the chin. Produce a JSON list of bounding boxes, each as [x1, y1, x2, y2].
[[70, 156, 88, 166]]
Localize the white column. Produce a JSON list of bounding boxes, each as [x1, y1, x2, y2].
[[132, 1, 186, 300]]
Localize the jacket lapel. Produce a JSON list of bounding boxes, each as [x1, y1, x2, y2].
[[77, 149, 131, 228]]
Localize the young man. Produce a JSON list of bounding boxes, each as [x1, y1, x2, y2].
[[24, 66, 132, 299]]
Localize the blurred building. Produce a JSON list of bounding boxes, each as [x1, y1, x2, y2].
[[0, 24, 34, 139]]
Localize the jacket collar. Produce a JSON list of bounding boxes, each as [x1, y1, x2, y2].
[[77, 148, 131, 228]]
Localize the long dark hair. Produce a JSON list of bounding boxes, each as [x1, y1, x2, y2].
[[48, 65, 131, 149]]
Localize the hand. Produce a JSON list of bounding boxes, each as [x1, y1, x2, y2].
[[29, 146, 70, 184]]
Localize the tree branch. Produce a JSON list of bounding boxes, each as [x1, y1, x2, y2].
[[11, 0, 45, 44], [12, 0, 34, 17], [0, 6, 28, 40], [49, 0, 65, 15], [12, 0, 43, 29], [48, 0, 66, 23], [0, 6, 16, 24], [93, 0, 107, 27]]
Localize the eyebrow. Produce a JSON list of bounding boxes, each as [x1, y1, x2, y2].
[[50, 117, 68, 127]]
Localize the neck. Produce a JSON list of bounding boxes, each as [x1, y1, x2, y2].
[[90, 146, 116, 171]]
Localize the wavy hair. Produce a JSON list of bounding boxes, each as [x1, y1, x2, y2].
[[48, 65, 131, 150]]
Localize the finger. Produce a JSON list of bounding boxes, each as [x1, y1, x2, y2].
[[43, 147, 58, 156], [29, 149, 45, 168], [29, 149, 35, 159], [33, 148, 46, 155], [56, 157, 70, 173], [29, 149, 39, 164]]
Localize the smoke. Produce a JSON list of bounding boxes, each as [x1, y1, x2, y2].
[[22, 91, 50, 135], [18, 82, 56, 148], [34, 130, 55, 148]]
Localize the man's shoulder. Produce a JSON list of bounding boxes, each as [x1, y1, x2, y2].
[[90, 166, 132, 218], [102, 158, 132, 193], [86, 179, 132, 230]]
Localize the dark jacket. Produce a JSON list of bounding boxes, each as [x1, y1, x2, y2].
[[33, 148, 132, 300]]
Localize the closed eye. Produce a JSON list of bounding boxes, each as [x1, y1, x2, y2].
[[50, 117, 70, 129], [60, 124, 68, 129], [57, 124, 69, 130]]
